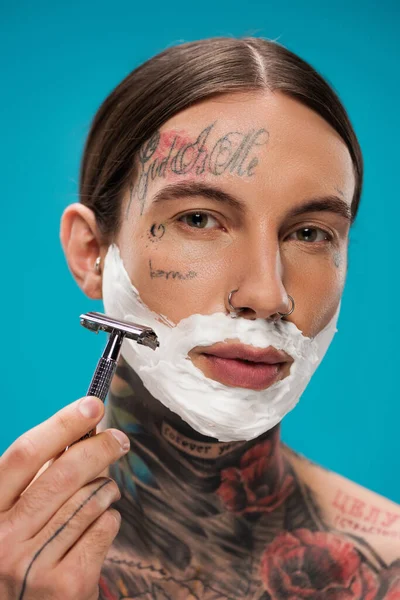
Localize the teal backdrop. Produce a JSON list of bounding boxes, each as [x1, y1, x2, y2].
[[1, 1, 399, 502]]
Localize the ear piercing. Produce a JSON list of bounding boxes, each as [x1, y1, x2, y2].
[[94, 256, 102, 274]]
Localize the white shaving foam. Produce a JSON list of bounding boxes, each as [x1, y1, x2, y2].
[[102, 244, 340, 441]]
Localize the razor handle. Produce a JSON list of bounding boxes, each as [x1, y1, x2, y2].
[[68, 331, 124, 448], [87, 357, 118, 403], [74, 357, 118, 442], [65, 314, 159, 453]]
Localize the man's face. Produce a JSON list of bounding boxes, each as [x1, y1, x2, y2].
[[114, 91, 354, 385]]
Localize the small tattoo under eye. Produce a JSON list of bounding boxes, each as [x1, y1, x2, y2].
[[150, 223, 166, 239], [333, 251, 342, 268]]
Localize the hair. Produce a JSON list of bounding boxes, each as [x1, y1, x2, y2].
[[79, 37, 363, 238]]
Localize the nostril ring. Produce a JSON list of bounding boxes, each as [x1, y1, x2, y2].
[[227, 289, 244, 316], [277, 295, 295, 318]]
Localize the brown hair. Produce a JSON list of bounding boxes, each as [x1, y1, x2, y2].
[[79, 37, 363, 237]]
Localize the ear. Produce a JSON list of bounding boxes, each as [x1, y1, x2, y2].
[[60, 203, 108, 300]]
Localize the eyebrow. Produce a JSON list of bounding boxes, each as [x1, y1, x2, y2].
[[151, 181, 352, 222], [152, 181, 246, 213], [286, 196, 352, 222]]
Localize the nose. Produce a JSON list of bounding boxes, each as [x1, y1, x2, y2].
[[230, 239, 291, 320]]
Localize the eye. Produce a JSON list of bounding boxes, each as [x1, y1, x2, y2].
[[178, 211, 220, 229], [288, 227, 332, 243]]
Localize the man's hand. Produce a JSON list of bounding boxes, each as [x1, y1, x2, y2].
[[0, 396, 130, 599]]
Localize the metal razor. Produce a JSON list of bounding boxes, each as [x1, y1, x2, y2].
[[67, 312, 159, 448]]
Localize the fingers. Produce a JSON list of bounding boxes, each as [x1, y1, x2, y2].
[[57, 507, 122, 598], [12, 505, 122, 600], [8, 428, 130, 540], [31, 477, 121, 566], [0, 396, 105, 511]]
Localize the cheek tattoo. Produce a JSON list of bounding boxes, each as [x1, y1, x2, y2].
[[149, 223, 166, 240], [125, 121, 269, 217], [333, 251, 342, 268], [149, 259, 197, 281]]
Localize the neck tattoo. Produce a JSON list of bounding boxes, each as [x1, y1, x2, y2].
[[161, 421, 243, 459]]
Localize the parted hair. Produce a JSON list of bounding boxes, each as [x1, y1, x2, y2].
[[79, 37, 363, 237]]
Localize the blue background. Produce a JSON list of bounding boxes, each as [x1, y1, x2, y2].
[[1, 1, 399, 502]]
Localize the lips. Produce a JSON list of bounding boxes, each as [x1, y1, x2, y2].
[[198, 344, 292, 391], [202, 344, 289, 364]]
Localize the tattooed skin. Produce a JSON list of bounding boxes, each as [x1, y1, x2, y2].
[[19, 480, 113, 600], [150, 224, 166, 240], [126, 122, 269, 216], [333, 250, 342, 268], [98, 361, 400, 599], [149, 259, 197, 281], [332, 490, 400, 540]]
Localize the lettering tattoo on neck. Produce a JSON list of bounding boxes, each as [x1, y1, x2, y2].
[[149, 259, 197, 281], [125, 121, 269, 216], [162, 422, 242, 459], [98, 364, 400, 600]]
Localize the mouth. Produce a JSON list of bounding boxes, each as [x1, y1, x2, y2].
[[194, 343, 293, 391]]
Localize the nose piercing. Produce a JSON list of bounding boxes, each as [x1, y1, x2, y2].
[[227, 290, 295, 320], [277, 295, 295, 318], [227, 289, 244, 316]]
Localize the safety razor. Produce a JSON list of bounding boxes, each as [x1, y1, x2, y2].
[[67, 312, 159, 448]]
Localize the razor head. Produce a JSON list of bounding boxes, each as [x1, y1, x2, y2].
[[80, 312, 159, 350]]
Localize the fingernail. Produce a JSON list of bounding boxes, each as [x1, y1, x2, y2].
[[110, 508, 121, 525], [109, 429, 130, 451], [78, 396, 102, 419]]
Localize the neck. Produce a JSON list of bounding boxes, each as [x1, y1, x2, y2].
[[107, 357, 288, 483], [104, 358, 298, 581]]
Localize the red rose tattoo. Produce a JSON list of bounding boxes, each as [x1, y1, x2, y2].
[[216, 438, 294, 515], [99, 575, 117, 599], [260, 529, 379, 599], [378, 560, 400, 599]]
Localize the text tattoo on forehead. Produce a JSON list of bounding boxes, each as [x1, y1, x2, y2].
[[125, 121, 269, 217]]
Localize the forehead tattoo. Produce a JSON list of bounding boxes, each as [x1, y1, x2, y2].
[[125, 121, 269, 217]]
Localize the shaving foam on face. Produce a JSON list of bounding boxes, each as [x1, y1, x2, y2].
[[102, 244, 340, 441]]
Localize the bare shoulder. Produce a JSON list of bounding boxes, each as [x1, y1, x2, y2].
[[284, 445, 400, 563]]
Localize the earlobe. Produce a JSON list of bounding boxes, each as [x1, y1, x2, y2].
[[60, 203, 106, 300]]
